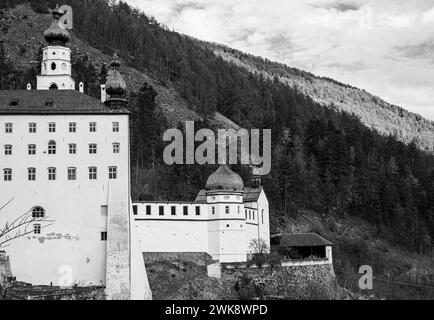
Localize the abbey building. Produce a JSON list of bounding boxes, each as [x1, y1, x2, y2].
[[0, 5, 270, 299]]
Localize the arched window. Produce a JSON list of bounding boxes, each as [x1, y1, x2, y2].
[[61, 63, 67, 71], [49, 83, 58, 90], [32, 207, 45, 218], [48, 140, 56, 154], [51, 62, 56, 70]]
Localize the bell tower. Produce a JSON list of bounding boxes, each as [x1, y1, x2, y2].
[[36, 5, 75, 90]]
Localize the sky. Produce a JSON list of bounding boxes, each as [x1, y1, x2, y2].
[[125, 0, 434, 120]]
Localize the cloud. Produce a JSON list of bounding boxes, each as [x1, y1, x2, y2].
[[125, 0, 434, 120]]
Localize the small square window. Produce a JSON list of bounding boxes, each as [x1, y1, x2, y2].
[[89, 167, 97, 180], [89, 144, 97, 154], [67, 167, 76, 180], [4, 145, 12, 155], [48, 167, 56, 180], [109, 166, 117, 179], [69, 122, 76, 133], [3, 169, 12, 181], [48, 122, 56, 133], [69, 143, 76, 154], [28, 144, 36, 155], [29, 123, 37, 133], [34, 224, 41, 234], [113, 143, 120, 154], [101, 232, 107, 241], [89, 122, 97, 132], [5, 123, 12, 133], [28, 168, 36, 181]]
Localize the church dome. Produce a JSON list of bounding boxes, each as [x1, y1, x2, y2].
[[205, 165, 244, 191], [44, 5, 70, 45], [105, 53, 127, 96]]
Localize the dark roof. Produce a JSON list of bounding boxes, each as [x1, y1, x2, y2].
[[0, 90, 129, 114], [194, 187, 263, 203], [280, 233, 333, 247], [243, 187, 263, 202]]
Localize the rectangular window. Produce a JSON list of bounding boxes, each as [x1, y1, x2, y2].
[[28, 144, 36, 155], [69, 143, 76, 154], [146, 205, 151, 215], [159, 206, 164, 216], [183, 206, 188, 216], [3, 169, 12, 181], [89, 144, 97, 154], [48, 122, 56, 133], [89, 167, 97, 180], [5, 123, 12, 133], [29, 122, 37, 133], [101, 232, 107, 241], [101, 205, 108, 216], [252, 211, 255, 220], [261, 210, 264, 224], [28, 168, 36, 181], [171, 206, 176, 216], [89, 122, 96, 132], [34, 224, 41, 234], [225, 206, 229, 214], [48, 141, 56, 154], [48, 167, 56, 180], [113, 122, 119, 132], [195, 206, 200, 216], [4, 145, 12, 155], [113, 143, 120, 154], [67, 167, 76, 180], [69, 122, 76, 133], [212, 206, 215, 215], [109, 166, 117, 179], [133, 205, 138, 215]]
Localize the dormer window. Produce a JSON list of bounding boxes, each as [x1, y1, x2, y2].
[[10, 99, 19, 106], [49, 84, 58, 90]]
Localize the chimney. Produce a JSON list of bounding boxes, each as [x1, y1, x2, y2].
[[79, 82, 84, 93], [100, 84, 107, 103], [27, 83, 31, 90]]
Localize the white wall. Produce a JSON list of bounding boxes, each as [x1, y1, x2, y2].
[[0, 114, 129, 286], [37, 46, 75, 90]]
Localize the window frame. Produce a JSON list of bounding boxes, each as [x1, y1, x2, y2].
[[67, 167, 77, 181], [3, 168, 12, 181], [28, 167, 36, 181], [5, 123, 12, 133], [48, 140, 56, 155], [108, 166, 117, 179], [29, 122, 37, 133], [48, 167, 56, 180], [48, 122, 56, 133], [88, 167, 97, 180]]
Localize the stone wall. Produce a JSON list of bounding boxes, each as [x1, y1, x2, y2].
[[143, 252, 214, 266], [222, 264, 339, 299]]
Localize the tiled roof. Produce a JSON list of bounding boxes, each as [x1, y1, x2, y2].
[[194, 187, 263, 203], [243, 187, 263, 202], [280, 233, 333, 247], [0, 90, 129, 114]]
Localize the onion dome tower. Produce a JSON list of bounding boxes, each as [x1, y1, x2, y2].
[[43, 4, 70, 46], [205, 165, 247, 263], [105, 53, 128, 109], [205, 165, 244, 191], [37, 5, 75, 90]]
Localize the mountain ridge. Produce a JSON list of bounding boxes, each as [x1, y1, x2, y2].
[[198, 41, 434, 151]]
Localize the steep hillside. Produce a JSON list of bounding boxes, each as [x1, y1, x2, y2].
[[0, 4, 235, 130], [200, 42, 434, 151]]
